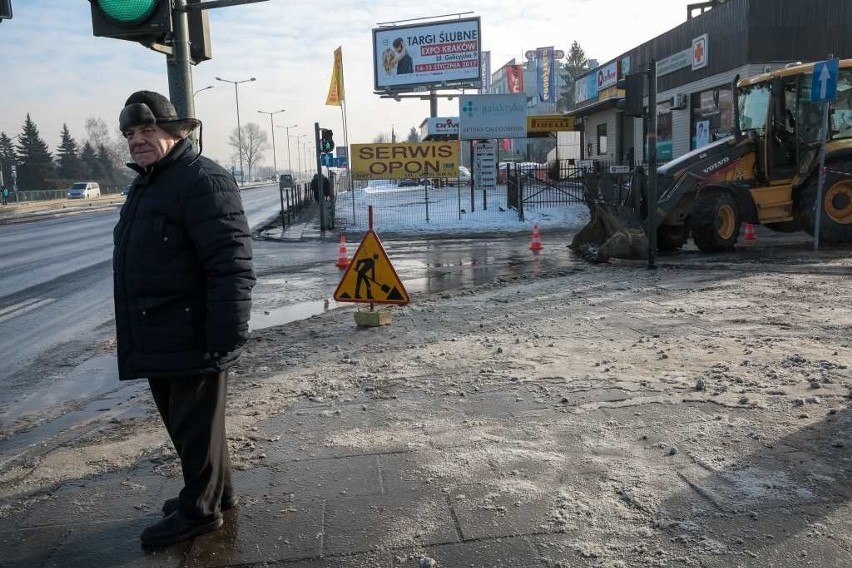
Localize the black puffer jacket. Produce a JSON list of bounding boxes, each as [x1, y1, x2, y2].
[[113, 139, 255, 380]]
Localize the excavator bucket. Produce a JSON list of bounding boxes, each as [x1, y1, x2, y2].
[[569, 170, 649, 263]]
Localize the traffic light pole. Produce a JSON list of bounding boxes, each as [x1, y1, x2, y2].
[[314, 122, 326, 233], [167, 0, 195, 121], [646, 59, 658, 270]]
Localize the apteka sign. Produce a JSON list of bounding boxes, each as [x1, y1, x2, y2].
[[458, 94, 528, 140]]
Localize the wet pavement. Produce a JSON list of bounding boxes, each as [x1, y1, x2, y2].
[[2, 218, 850, 567]]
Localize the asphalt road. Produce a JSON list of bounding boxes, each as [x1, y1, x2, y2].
[[0, 184, 282, 407]]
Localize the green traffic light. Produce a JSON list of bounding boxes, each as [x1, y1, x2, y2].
[[96, 0, 158, 24]]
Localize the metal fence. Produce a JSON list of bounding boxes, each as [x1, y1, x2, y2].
[[278, 182, 314, 229], [334, 176, 483, 230], [506, 163, 586, 222]]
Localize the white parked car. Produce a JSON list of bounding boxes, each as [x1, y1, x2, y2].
[[67, 182, 101, 199]]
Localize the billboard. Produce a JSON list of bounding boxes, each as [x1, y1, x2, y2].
[[459, 94, 527, 140], [351, 142, 460, 180], [373, 17, 481, 92]]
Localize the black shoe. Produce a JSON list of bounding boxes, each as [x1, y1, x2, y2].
[[161, 494, 238, 516], [141, 511, 223, 547]]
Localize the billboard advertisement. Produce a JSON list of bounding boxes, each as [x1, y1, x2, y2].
[[459, 94, 528, 140], [536, 46, 556, 103], [574, 73, 598, 104], [373, 17, 481, 92], [350, 142, 460, 180]]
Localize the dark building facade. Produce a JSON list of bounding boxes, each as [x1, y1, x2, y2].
[[569, 0, 852, 164]]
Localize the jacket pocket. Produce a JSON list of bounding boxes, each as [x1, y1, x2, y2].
[[135, 295, 200, 354]]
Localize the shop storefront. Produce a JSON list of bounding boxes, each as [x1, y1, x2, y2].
[[567, 0, 852, 165]]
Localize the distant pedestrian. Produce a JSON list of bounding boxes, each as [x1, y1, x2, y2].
[[1, 185, 8, 205], [113, 91, 255, 547], [311, 173, 330, 202]]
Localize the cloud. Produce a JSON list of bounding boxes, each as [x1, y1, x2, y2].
[[1, 0, 690, 166]]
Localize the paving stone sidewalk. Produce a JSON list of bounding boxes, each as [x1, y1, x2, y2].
[[3, 386, 850, 567], [2, 254, 851, 567]]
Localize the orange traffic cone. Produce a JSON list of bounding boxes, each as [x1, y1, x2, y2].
[[336, 233, 350, 268], [530, 223, 543, 252], [743, 223, 757, 241]]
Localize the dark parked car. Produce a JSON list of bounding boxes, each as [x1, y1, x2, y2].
[[279, 174, 294, 190]]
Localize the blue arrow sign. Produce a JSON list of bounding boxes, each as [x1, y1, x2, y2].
[[811, 59, 839, 103], [320, 153, 335, 167]]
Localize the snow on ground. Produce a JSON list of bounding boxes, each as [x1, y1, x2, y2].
[[334, 180, 588, 235]]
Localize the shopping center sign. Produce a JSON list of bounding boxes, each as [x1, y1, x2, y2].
[[458, 94, 528, 140]]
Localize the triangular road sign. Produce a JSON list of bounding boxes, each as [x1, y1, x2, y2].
[[334, 230, 410, 305]]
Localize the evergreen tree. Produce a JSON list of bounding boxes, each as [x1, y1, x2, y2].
[[15, 114, 55, 190], [80, 141, 102, 181], [406, 126, 420, 143], [558, 40, 590, 111], [56, 124, 84, 181], [97, 143, 119, 187], [0, 132, 15, 189]]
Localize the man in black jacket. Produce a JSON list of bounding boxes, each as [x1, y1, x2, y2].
[[113, 91, 255, 546]]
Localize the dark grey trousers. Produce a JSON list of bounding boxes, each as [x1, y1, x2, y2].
[[148, 372, 233, 519]]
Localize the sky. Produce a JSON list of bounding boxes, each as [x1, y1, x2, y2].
[[0, 0, 691, 170]]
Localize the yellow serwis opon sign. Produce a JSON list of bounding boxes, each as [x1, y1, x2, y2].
[[351, 142, 459, 180]]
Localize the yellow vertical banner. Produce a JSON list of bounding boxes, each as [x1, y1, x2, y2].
[[325, 47, 345, 106]]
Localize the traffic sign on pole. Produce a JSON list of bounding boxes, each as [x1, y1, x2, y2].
[[811, 58, 839, 104], [811, 57, 838, 250]]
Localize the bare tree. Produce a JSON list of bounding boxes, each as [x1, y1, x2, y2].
[[373, 133, 389, 143], [228, 123, 268, 180]]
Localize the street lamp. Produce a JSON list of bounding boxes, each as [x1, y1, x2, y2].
[[215, 76, 256, 184], [292, 134, 306, 180], [192, 86, 213, 119], [258, 109, 285, 177], [276, 124, 298, 177]]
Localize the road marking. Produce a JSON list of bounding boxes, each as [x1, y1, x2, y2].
[[0, 298, 56, 323]]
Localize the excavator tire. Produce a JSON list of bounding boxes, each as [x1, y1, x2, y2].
[[690, 192, 740, 252], [657, 225, 689, 251], [795, 160, 852, 243]]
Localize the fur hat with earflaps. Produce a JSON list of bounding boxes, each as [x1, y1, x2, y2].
[[119, 90, 201, 139]]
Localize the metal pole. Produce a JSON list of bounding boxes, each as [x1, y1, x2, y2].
[[646, 59, 658, 270], [167, 0, 195, 121], [814, 99, 831, 251], [234, 84, 244, 183], [269, 114, 277, 174], [314, 122, 326, 233], [429, 91, 438, 117]]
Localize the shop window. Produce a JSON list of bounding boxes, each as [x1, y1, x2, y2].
[[691, 87, 733, 150], [657, 101, 673, 161], [597, 123, 608, 155]]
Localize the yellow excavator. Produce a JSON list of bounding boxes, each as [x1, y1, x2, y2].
[[571, 59, 852, 261]]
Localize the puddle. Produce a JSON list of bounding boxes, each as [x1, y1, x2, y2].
[[251, 298, 341, 330]]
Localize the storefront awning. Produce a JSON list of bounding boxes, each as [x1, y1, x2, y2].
[[566, 96, 622, 118]]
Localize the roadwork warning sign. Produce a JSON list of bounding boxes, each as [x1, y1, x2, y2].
[[334, 230, 410, 305]]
